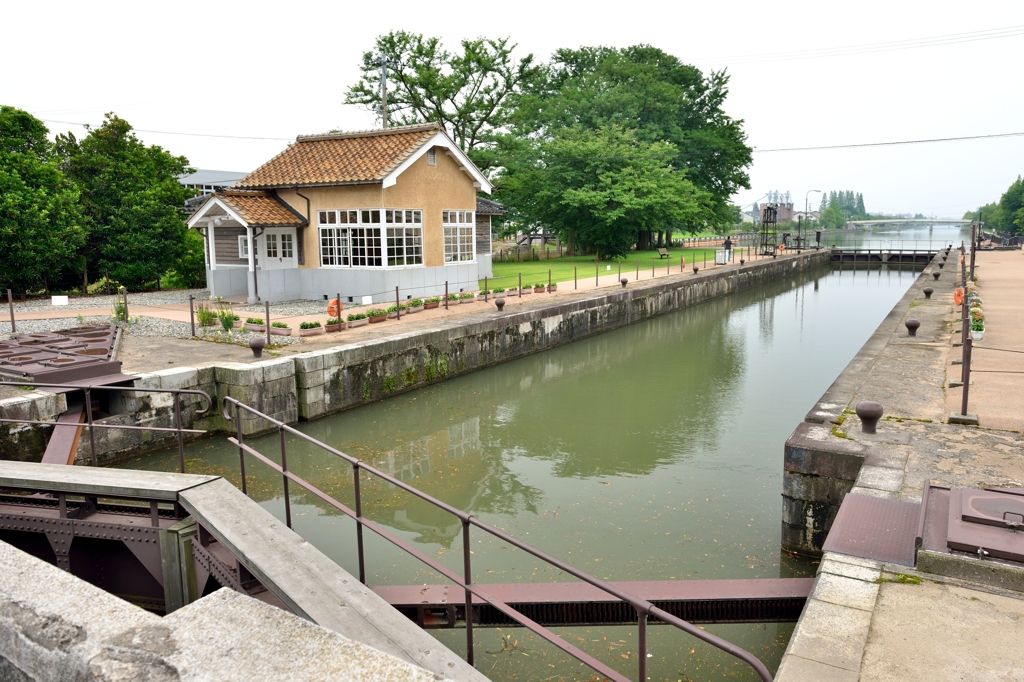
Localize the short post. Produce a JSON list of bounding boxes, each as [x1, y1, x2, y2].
[[337, 292, 341, 320], [445, 281, 449, 309], [6, 289, 14, 334], [961, 338, 973, 417], [704, 251, 707, 268], [188, 295, 196, 337], [122, 288, 129, 320], [547, 269, 551, 289], [651, 259, 655, 278], [518, 274, 522, 298], [618, 261, 621, 280], [84, 387, 97, 466], [463, 519, 475, 667], [636, 261, 639, 280], [395, 286, 400, 319], [595, 264, 598, 286], [574, 267, 577, 290], [484, 277, 488, 302], [279, 427, 291, 529], [265, 300, 271, 346]]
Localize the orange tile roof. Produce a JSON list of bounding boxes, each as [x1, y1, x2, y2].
[[236, 123, 442, 189], [216, 190, 305, 227]]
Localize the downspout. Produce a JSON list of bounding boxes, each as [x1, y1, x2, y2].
[[253, 226, 265, 301], [293, 187, 311, 266]]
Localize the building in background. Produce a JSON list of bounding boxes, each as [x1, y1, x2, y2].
[[186, 123, 493, 304], [179, 169, 249, 196], [760, 191, 794, 223]]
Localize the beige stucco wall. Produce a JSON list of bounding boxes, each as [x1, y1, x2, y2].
[[275, 149, 477, 268]]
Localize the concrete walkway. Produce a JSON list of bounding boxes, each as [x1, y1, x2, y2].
[[777, 249, 1024, 681]]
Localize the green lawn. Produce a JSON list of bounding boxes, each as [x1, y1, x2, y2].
[[478, 245, 757, 291]]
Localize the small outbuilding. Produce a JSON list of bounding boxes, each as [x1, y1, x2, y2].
[[187, 123, 493, 303]]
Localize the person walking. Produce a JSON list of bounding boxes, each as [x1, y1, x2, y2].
[[724, 236, 733, 261]]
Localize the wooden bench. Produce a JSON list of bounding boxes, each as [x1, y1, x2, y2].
[[657, 248, 669, 259]]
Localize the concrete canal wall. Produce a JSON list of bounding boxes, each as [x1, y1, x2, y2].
[[0, 249, 830, 465]]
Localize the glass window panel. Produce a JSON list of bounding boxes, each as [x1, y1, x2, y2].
[[266, 234, 278, 258], [385, 210, 393, 223], [281, 234, 293, 258], [370, 210, 380, 224], [361, 210, 370, 224]]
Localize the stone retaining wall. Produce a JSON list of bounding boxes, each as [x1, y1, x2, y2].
[[1, 250, 830, 463]]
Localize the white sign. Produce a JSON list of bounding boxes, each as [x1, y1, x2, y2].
[[361, 296, 373, 305], [51, 296, 69, 306]]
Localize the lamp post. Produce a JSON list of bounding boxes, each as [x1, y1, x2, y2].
[[804, 190, 821, 248]]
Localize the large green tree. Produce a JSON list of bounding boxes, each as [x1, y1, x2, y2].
[[56, 114, 192, 289], [0, 106, 84, 293], [345, 31, 539, 157], [498, 125, 711, 259], [506, 45, 752, 230]]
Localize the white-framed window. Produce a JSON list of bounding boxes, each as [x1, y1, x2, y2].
[[318, 209, 421, 268], [427, 148, 437, 166], [265, 233, 278, 258], [443, 210, 475, 263], [280, 233, 294, 258], [237, 235, 257, 258]]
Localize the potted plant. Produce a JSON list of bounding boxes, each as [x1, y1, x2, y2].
[[519, 284, 531, 295], [407, 298, 424, 313], [367, 308, 388, 323], [269, 321, 291, 336], [458, 292, 475, 303], [244, 317, 266, 333], [197, 303, 218, 327], [547, 282, 558, 293], [970, 319, 985, 341], [493, 287, 505, 295], [386, 304, 399, 319], [446, 293, 460, 304], [325, 317, 344, 332], [298, 321, 325, 337], [533, 282, 545, 293], [424, 296, 441, 310], [347, 312, 369, 328]]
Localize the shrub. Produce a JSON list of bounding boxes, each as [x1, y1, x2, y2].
[[493, 287, 505, 294], [271, 321, 289, 329], [427, 296, 442, 303], [534, 283, 544, 288], [326, 317, 341, 325], [459, 292, 474, 299], [480, 289, 490, 295], [196, 303, 217, 326], [446, 293, 459, 300], [385, 304, 398, 313], [410, 298, 423, 307], [299, 321, 322, 329], [347, 313, 367, 321], [245, 317, 264, 325], [216, 306, 238, 332], [367, 308, 387, 317]]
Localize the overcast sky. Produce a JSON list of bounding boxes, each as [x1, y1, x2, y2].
[[3, 0, 1022, 217]]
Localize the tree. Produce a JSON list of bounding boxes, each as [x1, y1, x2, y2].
[[506, 45, 751, 229], [165, 228, 206, 289], [56, 114, 192, 289], [855, 193, 866, 218], [345, 32, 540, 159], [997, 176, 1024, 235], [819, 192, 828, 213], [497, 125, 712, 259], [820, 204, 846, 230], [0, 106, 84, 293]]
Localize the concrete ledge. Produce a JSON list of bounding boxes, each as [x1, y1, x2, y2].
[[917, 550, 1024, 593]]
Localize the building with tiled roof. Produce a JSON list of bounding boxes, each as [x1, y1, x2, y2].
[[188, 124, 493, 304]]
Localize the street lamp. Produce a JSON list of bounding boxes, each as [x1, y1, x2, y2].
[[804, 190, 821, 248]]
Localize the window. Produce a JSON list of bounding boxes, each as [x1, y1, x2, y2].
[[427, 148, 436, 166], [265, 233, 278, 258], [443, 210, 475, 263], [280, 233, 294, 258], [318, 209, 421, 268], [237, 235, 257, 258]]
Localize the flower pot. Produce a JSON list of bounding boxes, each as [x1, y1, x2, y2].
[[368, 315, 387, 324], [971, 330, 984, 341], [244, 323, 266, 333], [520, 288, 532, 295], [348, 318, 369, 328], [325, 323, 342, 333], [298, 326, 325, 337], [459, 298, 472, 304], [547, 285, 557, 293], [424, 302, 439, 310], [269, 326, 292, 336], [533, 287, 545, 293], [387, 311, 398, 319], [233, 320, 243, 329], [407, 305, 424, 313]]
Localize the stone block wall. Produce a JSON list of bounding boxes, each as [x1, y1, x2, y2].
[[0, 391, 66, 462]]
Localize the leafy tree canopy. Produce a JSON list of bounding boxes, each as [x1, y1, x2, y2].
[[497, 125, 712, 259], [507, 45, 752, 228], [0, 106, 84, 292], [344, 31, 540, 158], [56, 114, 192, 288], [820, 204, 846, 230]]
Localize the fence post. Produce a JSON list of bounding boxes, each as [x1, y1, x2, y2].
[[235, 402, 247, 495], [353, 463, 366, 584], [122, 288, 129, 321], [961, 338, 973, 417], [174, 392, 185, 474], [463, 519, 475, 667], [518, 273, 522, 298], [188, 295, 196, 337], [265, 301, 271, 346], [6, 289, 14, 334], [84, 387, 97, 466], [595, 264, 598, 286], [279, 426, 292, 529], [548, 269, 551, 289], [484, 277, 488, 302], [445, 281, 449, 309], [574, 267, 577, 290], [395, 286, 400, 320]]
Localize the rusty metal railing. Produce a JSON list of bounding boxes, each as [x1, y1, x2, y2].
[[221, 395, 773, 682], [0, 380, 212, 472]]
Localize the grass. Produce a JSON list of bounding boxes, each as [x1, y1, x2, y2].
[[479, 245, 756, 291]]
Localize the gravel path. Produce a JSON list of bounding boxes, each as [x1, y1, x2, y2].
[[1, 315, 306, 346], [11, 289, 210, 312]]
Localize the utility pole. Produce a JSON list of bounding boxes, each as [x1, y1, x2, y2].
[[376, 57, 400, 129]]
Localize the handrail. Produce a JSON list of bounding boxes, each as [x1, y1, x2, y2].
[[221, 395, 773, 681], [0, 380, 211, 472]]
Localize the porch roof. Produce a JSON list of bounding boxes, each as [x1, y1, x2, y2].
[[188, 190, 305, 228]]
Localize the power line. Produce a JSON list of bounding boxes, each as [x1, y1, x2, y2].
[[40, 119, 292, 142], [694, 24, 1024, 66], [755, 131, 1024, 153]]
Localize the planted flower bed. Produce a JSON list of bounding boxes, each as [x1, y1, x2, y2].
[[347, 312, 368, 328], [298, 321, 324, 337]]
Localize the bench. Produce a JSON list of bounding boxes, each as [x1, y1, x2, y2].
[[657, 248, 669, 259]]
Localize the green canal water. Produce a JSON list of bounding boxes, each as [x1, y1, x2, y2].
[[119, 242, 946, 681]]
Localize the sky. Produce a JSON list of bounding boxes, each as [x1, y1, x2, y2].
[[3, 0, 1022, 218]]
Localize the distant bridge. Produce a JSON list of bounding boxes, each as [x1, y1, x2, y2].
[[847, 219, 970, 227]]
